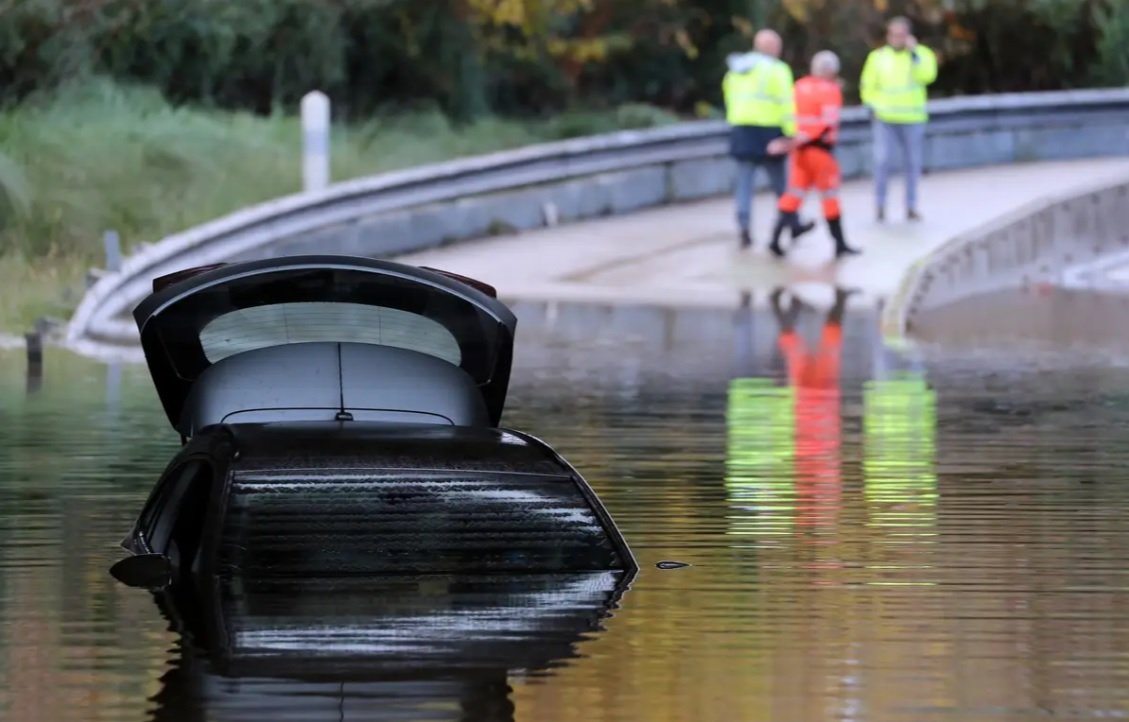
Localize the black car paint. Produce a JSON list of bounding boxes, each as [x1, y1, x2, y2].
[[113, 255, 637, 585], [121, 423, 639, 582]]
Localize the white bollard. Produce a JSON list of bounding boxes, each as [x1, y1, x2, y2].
[[301, 91, 331, 193], [102, 229, 122, 272]]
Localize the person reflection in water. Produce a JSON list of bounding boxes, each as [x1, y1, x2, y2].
[[770, 286, 854, 532]]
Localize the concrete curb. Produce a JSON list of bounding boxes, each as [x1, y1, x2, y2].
[[880, 171, 1129, 343]]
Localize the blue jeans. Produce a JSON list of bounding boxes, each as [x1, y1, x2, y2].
[[734, 157, 787, 232], [872, 120, 925, 212]]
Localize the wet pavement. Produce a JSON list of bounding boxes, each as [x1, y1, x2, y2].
[[395, 157, 1129, 310], [3, 284, 1129, 721]]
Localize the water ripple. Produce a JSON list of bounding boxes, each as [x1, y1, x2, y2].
[[2, 290, 1129, 721]]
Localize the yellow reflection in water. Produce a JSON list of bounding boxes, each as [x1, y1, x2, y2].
[[862, 371, 938, 589], [862, 372, 938, 530], [725, 378, 796, 538]]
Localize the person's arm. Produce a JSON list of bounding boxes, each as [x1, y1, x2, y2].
[[910, 44, 938, 86], [859, 50, 878, 108]]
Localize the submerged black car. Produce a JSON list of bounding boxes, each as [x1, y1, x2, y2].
[[110, 255, 636, 588]]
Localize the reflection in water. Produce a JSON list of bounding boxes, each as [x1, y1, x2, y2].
[[863, 372, 937, 536], [776, 287, 849, 533], [149, 572, 631, 722], [25, 333, 42, 395], [726, 287, 855, 538], [727, 292, 796, 538], [5, 287, 1129, 721]]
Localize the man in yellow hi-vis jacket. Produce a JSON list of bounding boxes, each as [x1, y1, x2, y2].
[[860, 16, 938, 223]]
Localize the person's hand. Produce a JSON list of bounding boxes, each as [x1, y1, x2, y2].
[[906, 34, 918, 51], [766, 137, 793, 155]]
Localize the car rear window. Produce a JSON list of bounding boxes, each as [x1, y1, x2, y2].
[[217, 470, 626, 575], [150, 266, 505, 386], [199, 301, 462, 365]]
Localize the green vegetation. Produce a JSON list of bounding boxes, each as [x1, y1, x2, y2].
[[0, 254, 86, 333], [4, 0, 1124, 118], [0, 0, 1126, 332], [0, 80, 678, 332]]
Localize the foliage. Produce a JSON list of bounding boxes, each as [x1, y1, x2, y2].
[[0, 0, 1126, 331], [0, 75, 676, 258], [0, 77, 676, 331], [0, 0, 1124, 123]]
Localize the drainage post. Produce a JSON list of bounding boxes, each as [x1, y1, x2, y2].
[[301, 91, 330, 193]]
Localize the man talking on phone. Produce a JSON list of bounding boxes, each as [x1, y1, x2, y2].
[[860, 16, 938, 223]]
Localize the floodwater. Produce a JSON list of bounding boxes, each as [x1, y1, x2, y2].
[[2, 284, 1129, 722]]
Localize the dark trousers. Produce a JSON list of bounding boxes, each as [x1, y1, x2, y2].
[[734, 156, 787, 232]]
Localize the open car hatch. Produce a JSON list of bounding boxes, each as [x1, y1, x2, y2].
[[132, 256, 517, 435]]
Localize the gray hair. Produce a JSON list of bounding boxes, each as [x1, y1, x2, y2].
[[811, 50, 841, 77]]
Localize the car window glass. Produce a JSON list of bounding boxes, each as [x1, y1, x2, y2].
[[199, 302, 462, 366], [146, 460, 205, 553], [153, 268, 502, 385]]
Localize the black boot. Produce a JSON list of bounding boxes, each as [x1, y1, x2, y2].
[[792, 216, 816, 243], [829, 217, 860, 258], [768, 213, 791, 258], [739, 228, 752, 249]]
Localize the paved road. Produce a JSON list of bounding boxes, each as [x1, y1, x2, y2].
[[396, 157, 1129, 310]]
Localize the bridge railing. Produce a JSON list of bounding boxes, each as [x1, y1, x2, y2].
[[67, 88, 1129, 351]]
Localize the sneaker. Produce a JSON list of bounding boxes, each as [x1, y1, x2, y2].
[[740, 229, 752, 249], [876, 208, 886, 222], [907, 209, 922, 222]]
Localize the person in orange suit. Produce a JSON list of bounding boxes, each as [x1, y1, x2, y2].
[[768, 51, 861, 260], [770, 286, 855, 530]]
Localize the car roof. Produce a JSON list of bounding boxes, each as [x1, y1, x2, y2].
[[205, 422, 570, 476]]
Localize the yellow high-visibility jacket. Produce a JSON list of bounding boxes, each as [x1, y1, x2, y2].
[[722, 52, 797, 136], [860, 45, 938, 124]]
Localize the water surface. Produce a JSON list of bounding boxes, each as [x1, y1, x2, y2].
[[2, 285, 1129, 721]]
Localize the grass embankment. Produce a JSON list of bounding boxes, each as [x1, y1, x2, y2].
[[0, 79, 680, 334]]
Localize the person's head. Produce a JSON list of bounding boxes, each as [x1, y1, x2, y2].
[[753, 29, 783, 58], [886, 16, 912, 49], [810, 50, 840, 79]]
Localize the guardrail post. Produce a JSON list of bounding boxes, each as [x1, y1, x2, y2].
[[103, 230, 121, 273], [302, 91, 331, 193]]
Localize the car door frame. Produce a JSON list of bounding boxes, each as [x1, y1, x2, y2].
[[122, 431, 233, 581]]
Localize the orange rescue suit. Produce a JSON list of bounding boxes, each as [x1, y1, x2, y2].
[[779, 75, 843, 220]]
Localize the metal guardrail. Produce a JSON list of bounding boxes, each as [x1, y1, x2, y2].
[[66, 87, 1129, 352]]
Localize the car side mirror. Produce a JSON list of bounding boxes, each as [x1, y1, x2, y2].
[[109, 553, 173, 590]]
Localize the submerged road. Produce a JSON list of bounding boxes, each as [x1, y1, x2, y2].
[[395, 157, 1129, 309]]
